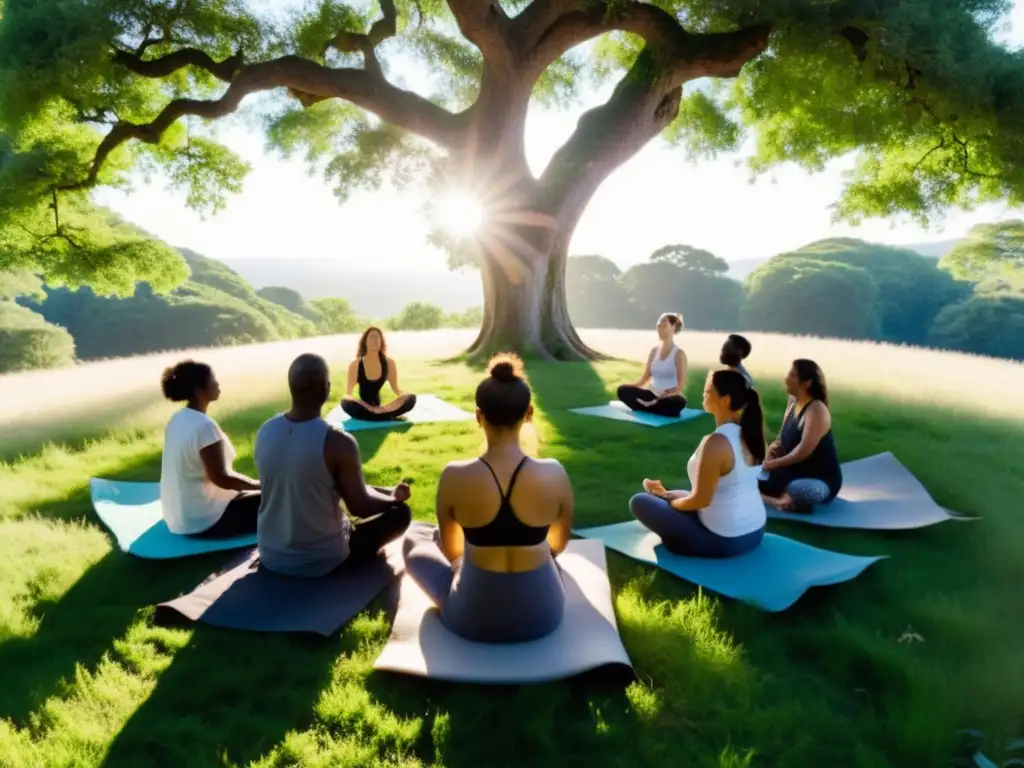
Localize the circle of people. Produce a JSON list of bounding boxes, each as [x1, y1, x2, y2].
[[159, 315, 841, 643]]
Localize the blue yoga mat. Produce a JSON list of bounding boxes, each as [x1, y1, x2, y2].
[[575, 520, 886, 611], [324, 394, 474, 432], [568, 400, 706, 427], [90, 478, 257, 559]]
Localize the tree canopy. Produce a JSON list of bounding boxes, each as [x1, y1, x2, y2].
[[3, 0, 1024, 357], [649, 245, 729, 275], [940, 219, 1024, 287]]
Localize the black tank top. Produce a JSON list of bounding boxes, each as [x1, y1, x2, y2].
[[779, 401, 843, 499], [357, 353, 389, 406], [461, 457, 551, 547]]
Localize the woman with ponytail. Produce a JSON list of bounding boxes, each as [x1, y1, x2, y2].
[[759, 359, 842, 513], [402, 353, 573, 643], [631, 369, 766, 558]]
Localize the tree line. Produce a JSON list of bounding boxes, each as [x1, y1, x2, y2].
[[0, 248, 482, 374], [567, 223, 1024, 361]]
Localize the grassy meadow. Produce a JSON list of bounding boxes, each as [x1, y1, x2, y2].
[[1, 334, 1022, 767]]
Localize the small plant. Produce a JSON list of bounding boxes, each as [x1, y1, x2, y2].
[[950, 729, 1024, 767]]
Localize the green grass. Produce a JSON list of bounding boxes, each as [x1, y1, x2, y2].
[[1, 358, 1022, 767]]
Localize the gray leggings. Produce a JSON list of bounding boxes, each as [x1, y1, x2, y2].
[[629, 492, 764, 558], [402, 527, 566, 643]]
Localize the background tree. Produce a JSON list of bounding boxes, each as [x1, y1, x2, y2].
[[565, 255, 638, 329], [928, 294, 1024, 360], [622, 259, 743, 331], [785, 238, 971, 344], [742, 257, 882, 340], [0, 301, 77, 373], [309, 297, 363, 334], [445, 305, 484, 329], [3, 1, 1024, 359], [649, 244, 729, 275], [940, 220, 1024, 289], [387, 301, 445, 331]]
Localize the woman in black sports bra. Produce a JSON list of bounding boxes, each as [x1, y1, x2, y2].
[[402, 354, 574, 643], [340, 327, 417, 422]]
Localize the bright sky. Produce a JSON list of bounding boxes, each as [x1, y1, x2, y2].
[[95, 2, 1024, 273]]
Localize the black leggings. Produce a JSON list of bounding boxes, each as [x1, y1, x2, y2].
[[345, 499, 413, 566], [192, 492, 261, 538], [341, 394, 417, 422], [617, 385, 687, 417]]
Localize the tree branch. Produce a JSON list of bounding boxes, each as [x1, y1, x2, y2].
[[445, 0, 513, 62], [72, 55, 464, 190], [519, 2, 771, 86], [325, 0, 398, 77], [114, 46, 244, 82]]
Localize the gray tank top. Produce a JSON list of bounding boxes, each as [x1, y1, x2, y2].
[[254, 414, 350, 577]]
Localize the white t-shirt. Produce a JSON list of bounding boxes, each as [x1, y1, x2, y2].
[[160, 407, 238, 534]]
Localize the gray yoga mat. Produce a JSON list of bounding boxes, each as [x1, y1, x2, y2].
[[373, 539, 635, 684], [766, 451, 979, 530], [157, 539, 405, 636]]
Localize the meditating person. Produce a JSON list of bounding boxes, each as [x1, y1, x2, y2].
[[340, 327, 417, 422], [759, 359, 843, 513], [720, 334, 753, 387], [616, 312, 689, 417], [402, 353, 574, 643], [255, 353, 412, 577], [159, 360, 262, 538], [630, 369, 766, 558]]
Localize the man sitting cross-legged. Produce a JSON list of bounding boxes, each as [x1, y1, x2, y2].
[[254, 353, 412, 577]]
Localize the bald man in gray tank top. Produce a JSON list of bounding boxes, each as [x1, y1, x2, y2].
[[254, 353, 412, 577]]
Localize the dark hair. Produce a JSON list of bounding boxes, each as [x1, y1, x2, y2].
[[710, 369, 766, 463], [728, 334, 752, 359], [161, 360, 213, 403], [475, 353, 531, 428], [659, 312, 684, 334], [357, 326, 387, 358], [792, 359, 829, 407]]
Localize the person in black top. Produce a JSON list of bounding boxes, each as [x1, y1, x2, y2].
[[340, 327, 417, 422], [402, 353, 574, 643], [759, 359, 842, 514]]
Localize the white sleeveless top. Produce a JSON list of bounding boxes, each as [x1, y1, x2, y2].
[[650, 345, 679, 395], [686, 422, 766, 537]]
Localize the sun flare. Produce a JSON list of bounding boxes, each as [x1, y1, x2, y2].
[[433, 191, 484, 238]]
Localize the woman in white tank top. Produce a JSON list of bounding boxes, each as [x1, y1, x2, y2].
[[629, 369, 767, 558], [617, 312, 689, 418]]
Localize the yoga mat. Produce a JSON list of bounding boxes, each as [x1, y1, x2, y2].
[[157, 539, 404, 636], [373, 539, 635, 684], [575, 520, 885, 612], [90, 478, 257, 559], [765, 452, 979, 530], [568, 400, 706, 427], [324, 394, 473, 432]]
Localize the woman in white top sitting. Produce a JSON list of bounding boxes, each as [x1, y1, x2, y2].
[[631, 369, 766, 558], [617, 312, 689, 417], [159, 360, 261, 538]]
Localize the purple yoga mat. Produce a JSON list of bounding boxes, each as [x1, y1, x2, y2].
[[157, 538, 406, 636]]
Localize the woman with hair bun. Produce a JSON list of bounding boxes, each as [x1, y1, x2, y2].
[[402, 353, 574, 643], [159, 360, 261, 538], [759, 359, 842, 513], [617, 312, 689, 417], [631, 369, 767, 558]]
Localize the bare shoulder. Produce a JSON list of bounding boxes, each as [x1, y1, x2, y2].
[[440, 458, 479, 478], [347, 359, 359, 373], [806, 400, 830, 417], [325, 425, 358, 457]]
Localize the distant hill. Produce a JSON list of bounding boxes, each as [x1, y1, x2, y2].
[[726, 239, 960, 280], [222, 258, 483, 316]]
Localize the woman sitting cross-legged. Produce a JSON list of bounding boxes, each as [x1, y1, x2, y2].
[[402, 353, 574, 643], [617, 312, 688, 417], [159, 360, 261, 538], [340, 326, 417, 421], [759, 359, 842, 514], [630, 369, 766, 558]]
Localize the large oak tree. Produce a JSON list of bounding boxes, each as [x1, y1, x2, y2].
[[2, 0, 1024, 359]]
